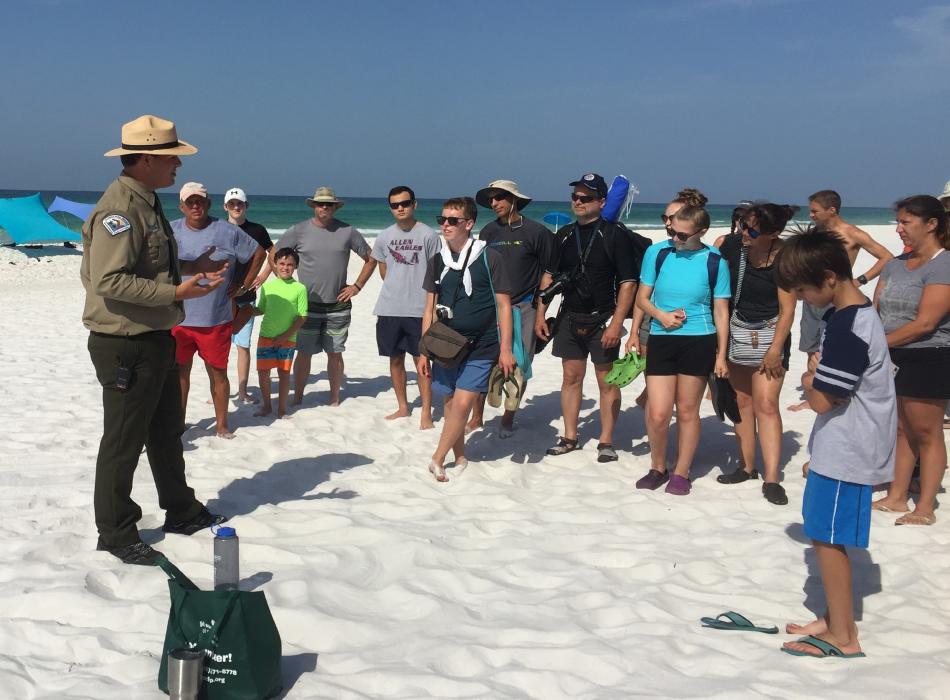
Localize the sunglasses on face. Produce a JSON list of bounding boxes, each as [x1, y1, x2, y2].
[[571, 194, 596, 204], [670, 229, 697, 242], [488, 192, 511, 203], [314, 202, 335, 208], [389, 199, 414, 210], [436, 216, 468, 226], [739, 220, 761, 238]]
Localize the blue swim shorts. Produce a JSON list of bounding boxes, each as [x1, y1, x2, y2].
[[802, 470, 872, 548], [431, 359, 495, 397], [231, 302, 255, 349]]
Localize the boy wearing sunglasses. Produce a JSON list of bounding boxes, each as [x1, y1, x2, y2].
[[371, 186, 440, 429]]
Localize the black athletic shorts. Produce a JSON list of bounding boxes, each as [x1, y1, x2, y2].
[[646, 333, 718, 377], [890, 346, 950, 400], [551, 310, 620, 366], [376, 316, 423, 357]]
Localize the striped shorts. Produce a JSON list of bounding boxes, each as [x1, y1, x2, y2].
[[256, 337, 296, 372], [297, 307, 351, 355]]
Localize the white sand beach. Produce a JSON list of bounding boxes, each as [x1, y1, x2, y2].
[[1, 225, 948, 699]]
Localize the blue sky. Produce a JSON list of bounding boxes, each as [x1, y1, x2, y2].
[[2, 0, 948, 205]]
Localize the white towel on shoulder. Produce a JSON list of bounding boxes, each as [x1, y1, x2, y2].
[[439, 238, 486, 297]]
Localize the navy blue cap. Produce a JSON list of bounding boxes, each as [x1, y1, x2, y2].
[[569, 173, 608, 198]]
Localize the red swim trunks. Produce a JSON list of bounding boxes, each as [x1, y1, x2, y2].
[[172, 323, 231, 369]]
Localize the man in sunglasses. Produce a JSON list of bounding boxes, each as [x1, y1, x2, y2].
[[371, 185, 440, 428], [275, 187, 375, 407], [535, 173, 639, 462], [467, 179, 554, 438]]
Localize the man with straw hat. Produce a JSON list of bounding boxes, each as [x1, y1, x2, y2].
[[81, 115, 228, 566], [468, 179, 553, 438], [274, 186, 375, 406]]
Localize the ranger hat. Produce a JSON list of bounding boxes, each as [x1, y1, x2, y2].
[[305, 186, 343, 208], [104, 115, 197, 157], [475, 179, 532, 210], [569, 173, 608, 198]]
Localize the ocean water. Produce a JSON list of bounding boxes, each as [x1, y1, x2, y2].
[[1, 189, 898, 240]]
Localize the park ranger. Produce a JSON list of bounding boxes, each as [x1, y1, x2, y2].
[[81, 115, 227, 566]]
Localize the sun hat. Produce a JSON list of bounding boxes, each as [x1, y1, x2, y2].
[[305, 186, 343, 208], [104, 115, 197, 157], [475, 180, 532, 210], [224, 187, 247, 203], [569, 173, 608, 198], [939, 179, 950, 200], [179, 182, 208, 202]]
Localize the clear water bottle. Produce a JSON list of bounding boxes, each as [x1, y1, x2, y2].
[[213, 526, 239, 591]]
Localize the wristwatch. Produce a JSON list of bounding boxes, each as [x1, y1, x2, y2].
[[857, 274, 868, 285]]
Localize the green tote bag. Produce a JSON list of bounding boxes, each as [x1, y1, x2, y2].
[[157, 557, 283, 700]]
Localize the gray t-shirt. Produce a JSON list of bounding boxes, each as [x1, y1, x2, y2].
[[279, 218, 370, 304], [371, 222, 440, 317], [808, 302, 897, 486], [172, 218, 260, 327], [877, 250, 950, 348]]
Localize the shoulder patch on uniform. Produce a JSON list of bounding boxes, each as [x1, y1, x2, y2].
[[102, 214, 131, 236]]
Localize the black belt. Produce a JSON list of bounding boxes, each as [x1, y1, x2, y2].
[[90, 329, 171, 339]]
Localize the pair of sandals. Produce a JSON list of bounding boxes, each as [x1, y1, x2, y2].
[[546, 437, 618, 463], [717, 468, 788, 505], [486, 365, 526, 412], [701, 611, 865, 659]]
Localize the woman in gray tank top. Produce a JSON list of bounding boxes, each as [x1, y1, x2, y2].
[[872, 195, 950, 526]]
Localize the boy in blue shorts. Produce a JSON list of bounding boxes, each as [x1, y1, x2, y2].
[[773, 229, 896, 658], [254, 248, 308, 419]]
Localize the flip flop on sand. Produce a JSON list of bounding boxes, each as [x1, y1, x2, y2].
[[871, 502, 905, 514], [781, 635, 865, 658], [428, 461, 448, 483], [895, 512, 936, 526], [700, 611, 778, 634]]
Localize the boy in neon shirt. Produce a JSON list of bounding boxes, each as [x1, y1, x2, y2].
[[254, 248, 308, 418]]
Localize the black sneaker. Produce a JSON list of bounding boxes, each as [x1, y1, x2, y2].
[[97, 540, 163, 566], [717, 468, 759, 484], [162, 507, 228, 536], [763, 482, 788, 506]]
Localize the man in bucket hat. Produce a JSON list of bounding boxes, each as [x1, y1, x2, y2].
[[81, 115, 228, 566], [467, 179, 553, 438], [274, 186, 375, 406]]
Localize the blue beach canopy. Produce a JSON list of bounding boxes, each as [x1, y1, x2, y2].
[[0, 193, 81, 244], [48, 196, 95, 223], [543, 211, 572, 230]]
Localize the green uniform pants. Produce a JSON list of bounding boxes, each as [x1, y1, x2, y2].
[[88, 331, 203, 547]]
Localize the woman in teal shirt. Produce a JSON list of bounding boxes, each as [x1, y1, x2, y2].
[[626, 205, 731, 495]]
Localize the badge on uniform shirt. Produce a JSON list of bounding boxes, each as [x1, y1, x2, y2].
[[102, 214, 131, 236]]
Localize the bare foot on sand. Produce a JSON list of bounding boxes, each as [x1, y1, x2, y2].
[[278, 413, 292, 420], [386, 408, 410, 421], [216, 429, 235, 440], [786, 616, 828, 636], [253, 407, 272, 418], [419, 416, 435, 430], [465, 418, 483, 435], [428, 461, 447, 482], [237, 394, 259, 405], [788, 400, 812, 412]]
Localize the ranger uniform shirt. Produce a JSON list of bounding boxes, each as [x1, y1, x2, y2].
[[81, 175, 183, 335]]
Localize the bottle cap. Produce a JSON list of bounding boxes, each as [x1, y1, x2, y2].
[[216, 526, 236, 538]]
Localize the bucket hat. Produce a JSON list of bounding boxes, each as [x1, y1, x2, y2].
[[305, 186, 343, 208], [104, 115, 197, 157], [475, 180, 532, 210]]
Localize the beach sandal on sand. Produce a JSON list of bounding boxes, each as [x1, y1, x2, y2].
[[700, 611, 778, 634], [781, 635, 865, 658], [596, 443, 619, 463], [546, 437, 579, 456], [895, 512, 936, 526], [871, 502, 904, 514], [428, 461, 448, 483], [604, 351, 647, 388]]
